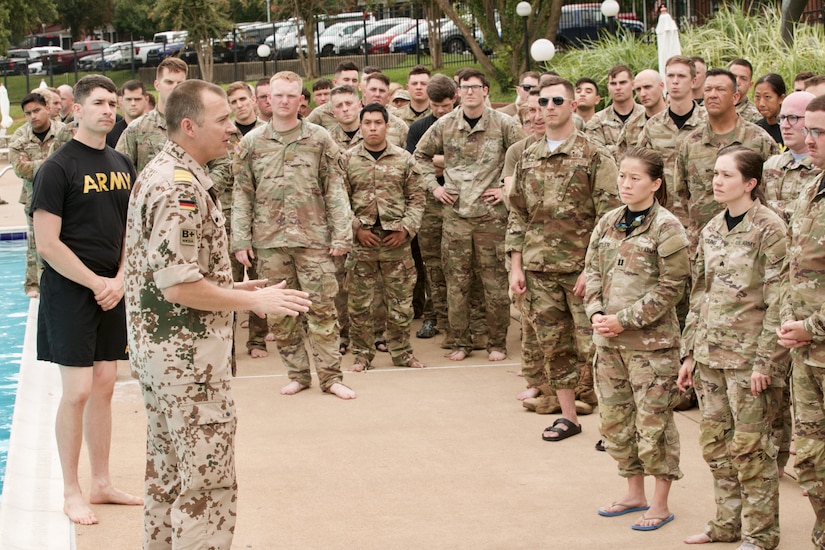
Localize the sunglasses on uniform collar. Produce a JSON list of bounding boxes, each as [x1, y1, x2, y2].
[[538, 96, 569, 107]]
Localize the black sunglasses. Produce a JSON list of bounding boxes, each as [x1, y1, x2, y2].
[[520, 84, 535, 91], [538, 96, 568, 107]]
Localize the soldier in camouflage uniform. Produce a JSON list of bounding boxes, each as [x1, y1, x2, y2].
[[584, 65, 644, 158], [586, 147, 688, 530], [729, 59, 763, 124], [507, 76, 619, 441], [233, 71, 356, 400], [116, 57, 188, 174], [10, 91, 64, 297], [674, 68, 778, 257], [394, 65, 432, 126], [416, 69, 525, 362], [306, 61, 360, 129], [777, 95, 825, 549], [613, 69, 666, 161], [679, 146, 788, 549], [125, 80, 311, 549], [764, 91, 819, 223], [343, 104, 426, 371]]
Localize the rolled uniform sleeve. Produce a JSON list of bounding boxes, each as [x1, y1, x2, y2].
[[149, 184, 208, 290]]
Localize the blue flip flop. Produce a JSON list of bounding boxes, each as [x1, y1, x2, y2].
[[598, 504, 650, 517], [631, 513, 675, 531]]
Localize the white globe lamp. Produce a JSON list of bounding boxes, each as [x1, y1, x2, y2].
[[530, 39, 555, 62], [600, 0, 620, 18], [516, 2, 532, 17], [256, 44, 271, 60]]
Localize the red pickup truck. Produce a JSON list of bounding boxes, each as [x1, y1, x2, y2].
[[35, 40, 111, 73]]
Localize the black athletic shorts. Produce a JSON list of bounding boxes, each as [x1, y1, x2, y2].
[[37, 267, 129, 366]]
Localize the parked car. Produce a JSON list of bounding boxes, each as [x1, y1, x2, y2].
[[420, 19, 494, 55], [79, 41, 153, 71], [262, 22, 301, 60], [340, 19, 410, 55], [299, 21, 367, 57], [366, 20, 416, 54], [177, 43, 233, 65], [31, 45, 75, 73], [70, 40, 111, 70], [1, 50, 41, 75], [556, 3, 645, 48], [389, 20, 429, 55]]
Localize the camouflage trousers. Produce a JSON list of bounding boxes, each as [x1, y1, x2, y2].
[[346, 232, 416, 366], [139, 380, 237, 550], [769, 382, 792, 470], [792, 359, 825, 549], [519, 271, 592, 390], [333, 254, 386, 346], [24, 207, 41, 294], [441, 208, 507, 355], [255, 247, 343, 391], [594, 346, 682, 480], [418, 196, 448, 329], [694, 363, 780, 549], [228, 220, 267, 352]]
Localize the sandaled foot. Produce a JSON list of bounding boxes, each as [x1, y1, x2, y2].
[[516, 387, 540, 401], [541, 417, 581, 441], [447, 350, 467, 361], [339, 342, 348, 355], [684, 532, 712, 544], [598, 501, 649, 517], [349, 359, 370, 372], [265, 332, 276, 342], [90, 485, 142, 506], [374, 340, 388, 353], [280, 381, 309, 395], [249, 348, 268, 359], [632, 513, 674, 531], [64, 494, 98, 525], [327, 382, 356, 400], [488, 350, 506, 361], [736, 543, 765, 550]]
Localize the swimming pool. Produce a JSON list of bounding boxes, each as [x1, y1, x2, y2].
[[0, 240, 27, 494]]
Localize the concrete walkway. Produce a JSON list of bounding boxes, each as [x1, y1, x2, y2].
[[0, 161, 817, 549]]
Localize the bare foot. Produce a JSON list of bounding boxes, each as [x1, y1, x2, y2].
[[349, 360, 369, 372], [488, 350, 507, 361], [89, 485, 142, 506], [240, 319, 249, 328], [778, 466, 784, 478], [265, 332, 276, 342], [250, 348, 268, 359], [684, 533, 712, 544], [64, 493, 98, 525], [517, 370, 523, 377], [327, 382, 356, 399], [26, 289, 39, 299], [280, 381, 309, 395], [803, 488, 809, 497], [516, 387, 540, 401], [402, 357, 426, 368], [447, 350, 467, 361]]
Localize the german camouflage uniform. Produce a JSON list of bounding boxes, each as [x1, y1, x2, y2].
[[780, 172, 825, 549], [9, 119, 64, 294], [507, 131, 619, 390], [343, 142, 425, 366], [232, 120, 352, 391], [683, 201, 788, 549], [116, 109, 168, 174], [637, 105, 707, 227], [585, 201, 688, 479], [737, 98, 762, 124], [584, 103, 644, 158], [394, 103, 431, 127], [211, 121, 268, 354], [415, 106, 525, 355], [124, 141, 237, 550], [674, 116, 778, 254], [763, 150, 819, 223]]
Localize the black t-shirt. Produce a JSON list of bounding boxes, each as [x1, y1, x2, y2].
[[106, 116, 128, 148], [725, 209, 747, 231], [615, 109, 632, 124], [235, 120, 258, 136], [756, 118, 783, 146], [406, 114, 444, 185], [30, 139, 134, 277], [668, 104, 695, 130]]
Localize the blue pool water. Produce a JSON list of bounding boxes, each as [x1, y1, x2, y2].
[[0, 241, 27, 494]]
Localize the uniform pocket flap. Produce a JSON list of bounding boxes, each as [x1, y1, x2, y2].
[[183, 400, 235, 426]]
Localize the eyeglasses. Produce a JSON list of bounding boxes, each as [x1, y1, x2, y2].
[[459, 84, 485, 92], [615, 213, 647, 232], [538, 96, 569, 107], [804, 127, 825, 139], [779, 114, 805, 125], [520, 84, 535, 91]]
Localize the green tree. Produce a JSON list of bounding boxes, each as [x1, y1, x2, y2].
[[230, 0, 265, 22], [0, 0, 58, 53], [152, 0, 234, 82], [113, 0, 158, 42], [57, 0, 113, 41]]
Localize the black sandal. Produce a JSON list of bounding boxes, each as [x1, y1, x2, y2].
[[339, 343, 348, 355], [374, 340, 388, 352], [541, 418, 582, 442]]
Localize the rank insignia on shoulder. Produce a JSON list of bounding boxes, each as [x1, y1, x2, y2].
[[180, 228, 197, 246], [179, 200, 197, 212], [174, 167, 193, 184]]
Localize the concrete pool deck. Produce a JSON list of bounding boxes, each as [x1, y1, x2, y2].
[[0, 159, 818, 549]]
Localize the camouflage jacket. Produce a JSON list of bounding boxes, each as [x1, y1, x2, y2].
[[414, 105, 525, 219], [736, 98, 762, 124], [9, 120, 65, 206], [683, 200, 789, 377], [308, 103, 408, 148], [506, 131, 620, 274], [342, 141, 425, 240], [210, 120, 266, 219], [674, 116, 778, 245], [584, 102, 644, 157], [613, 108, 649, 161], [763, 150, 819, 223], [305, 101, 334, 128], [115, 109, 168, 174], [394, 103, 431, 127], [231, 120, 352, 251], [584, 200, 689, 350], [124, 141, 233, 387], [781, 173, 825, 367], [637, 104, 707, 226]]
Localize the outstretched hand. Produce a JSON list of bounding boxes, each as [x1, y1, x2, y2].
[[249, 280, 311, 317]]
